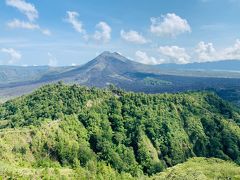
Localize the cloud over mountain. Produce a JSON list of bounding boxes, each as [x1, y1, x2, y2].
[[1, 48, 22, 64], [121, 30, 147, 44], [195, 39, 240, 61], [158, 45, 190, 64], [150, 13, 191, 37], [93, 22, 111, 43]]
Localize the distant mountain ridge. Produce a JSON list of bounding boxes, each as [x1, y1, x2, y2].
[[0, 51, 240, 106], [157, 59, 240, 71], [0, 65, 74, 85], [0, 52, 240, 86], [38, 51, 154, 86]]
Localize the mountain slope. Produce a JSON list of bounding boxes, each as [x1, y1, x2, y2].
[[0, 120, 134, 179], [0, 66, 50, 84], [38, 51, 149, 86], [38, 53, 240, 86], [0, 52, 240, 107], [0, 83, 239, 178], [1, 54, 240, 86]]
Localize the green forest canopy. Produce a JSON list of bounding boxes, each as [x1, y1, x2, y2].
[[0, 82, 239, 179]]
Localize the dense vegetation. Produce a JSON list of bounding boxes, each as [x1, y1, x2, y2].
[[152, 157, 240, 179], [0, 82, 240, 178], [143, 77, 172, 86], [215, 87, 240, 107]]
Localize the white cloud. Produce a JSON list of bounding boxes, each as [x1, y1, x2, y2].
[[150, 13, 191, 37], [6, 0, 51, 36], [65, 12, 111, 42], [7, 19, 39, 29], [48, 52, 58, 66], [66, 11, 85, 34], [6, 0, 38, 21], [222, 39, 240, 59], [158, 46, 190, 64], [1, 48, 22, 64], [135, 50, 164, 64], [94, 21, 111, 43], [7, 19, 51, 36], [195, 39, 240, 61], [120, 30, 147, 44], [195, 41, 216, 61]]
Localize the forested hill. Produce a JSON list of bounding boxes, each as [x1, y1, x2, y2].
[[0, 83, 240, 178]]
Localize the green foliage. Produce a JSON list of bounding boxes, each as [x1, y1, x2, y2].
[[143, 77, 172, 86], [0, 83, 240, 178], [151, 157, 240, 180]]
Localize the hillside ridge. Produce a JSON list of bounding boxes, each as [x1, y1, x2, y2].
[[0, 83, 239, 178]]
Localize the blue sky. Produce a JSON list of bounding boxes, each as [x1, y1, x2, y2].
[[0, 0, 240, 66]]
